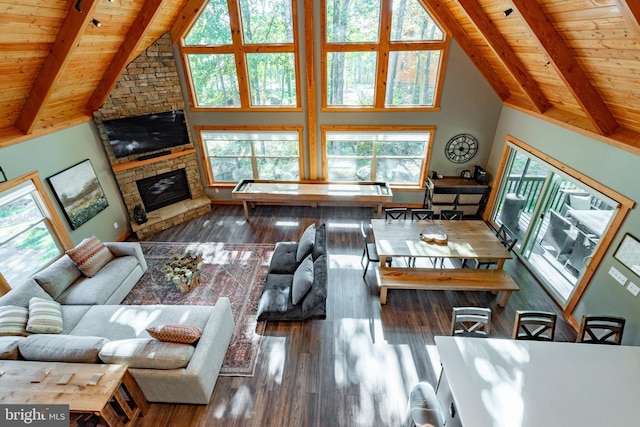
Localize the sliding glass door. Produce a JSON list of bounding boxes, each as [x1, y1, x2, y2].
[[491, 146, 618, 306]]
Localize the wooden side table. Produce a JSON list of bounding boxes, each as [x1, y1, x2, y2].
[[0, 361, 148, 427]]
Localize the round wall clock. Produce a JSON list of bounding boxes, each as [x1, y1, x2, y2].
[[445, 134, 478, 163]]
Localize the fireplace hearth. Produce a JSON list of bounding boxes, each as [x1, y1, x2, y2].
[[137, 168, 191, 212]]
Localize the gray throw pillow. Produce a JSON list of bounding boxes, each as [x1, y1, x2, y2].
[[296, 223, 316, 262], [33, 255, 82, 299], [292, 254, 314, 305]]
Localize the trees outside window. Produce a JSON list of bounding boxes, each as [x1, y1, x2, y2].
[[323, 0, 446, 109], [323, 127, 433, 185], [199, 128, 302, 183], [181, 0, 299, 109]]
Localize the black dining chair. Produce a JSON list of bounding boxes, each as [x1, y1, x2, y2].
[[439, 210, 463, 220], [411, 208, 435, 220], [512, 310, 557, 341], [576, 315, 626, 345], [360, 221, 380, 280], [385, 207, 408, 220], [464, 224, 518, 269], [450, 307, 492, 337]]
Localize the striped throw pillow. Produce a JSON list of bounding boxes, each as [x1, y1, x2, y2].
[[147, 325, 202, 344], [66, 236, 114, 277], [26, 297, 63, 334], [0, 306, 29, 336]]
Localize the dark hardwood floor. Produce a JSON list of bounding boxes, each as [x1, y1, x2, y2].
[[132, 204, 575, 427]]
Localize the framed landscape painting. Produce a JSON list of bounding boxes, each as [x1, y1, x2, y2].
[[47, 159, 109, 230]]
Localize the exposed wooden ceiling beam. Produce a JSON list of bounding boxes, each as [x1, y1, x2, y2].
[[87, 0, 167, 112], [457, 0, 550, 114], [510, 0, 619, 136], [619, 1, 640, 39], [170, 0, 209, 43], [418, 0, 511, 101], [15, 0, 99, 135]]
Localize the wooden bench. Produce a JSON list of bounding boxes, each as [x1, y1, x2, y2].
[[375, 267, 520, 307]]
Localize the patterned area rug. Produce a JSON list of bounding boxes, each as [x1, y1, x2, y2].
[[122, 242, 273, 377]]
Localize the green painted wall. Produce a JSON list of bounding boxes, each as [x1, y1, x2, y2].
[[0, 123, 129, 246], [488, 107, 640, 344]]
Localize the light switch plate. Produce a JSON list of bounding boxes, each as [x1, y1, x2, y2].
[[608, 266, 628, 286], [627, 282, 640, 297]]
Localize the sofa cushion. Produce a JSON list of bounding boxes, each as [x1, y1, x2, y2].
[[33, 255, 82, 299], [66, 236, 115, 277], [302, 254, 328, 317], [312, 223, 327, 260], [19, 334, 109, 363], [0, 279, 53, 308], [147, 325, 202, 344], [292, 255, 314, 305], [570, 194, 591, 210], [56, 255, 139, 305], [99, 338, 194, 369], [268, 242, 299, 275], [26, 297, 63, 334], [257, 274, 292, 320], [0, 336, 24, 359], [68, 304, 213, 340], [0, 306, 28, 336], [296, 223, 316, 262]]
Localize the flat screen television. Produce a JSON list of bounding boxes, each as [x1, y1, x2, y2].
[[103, 110, 191, 159]]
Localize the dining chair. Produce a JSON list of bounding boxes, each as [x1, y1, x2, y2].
[[564, 229, 594, 277], [450, 307, 491, 337], [411, 208, 435, 220], [512, 310, 557, 341], [385, 207, 408, 220], [576, 315, 626, 345], [360, 221, 380, 280], [540, 210, 578, 260], [439, 210, 463, 220], [405, 381, 445, 427], [465, 224, 518, 269]]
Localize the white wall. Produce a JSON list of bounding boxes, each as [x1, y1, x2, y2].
[[488, 107, 640, 344]]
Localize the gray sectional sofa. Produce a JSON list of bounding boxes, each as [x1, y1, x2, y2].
[[257, 223, 327, 321], [0, 241, 235, 404]]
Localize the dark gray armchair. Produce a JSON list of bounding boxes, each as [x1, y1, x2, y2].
[[541, 210, 578, 259]]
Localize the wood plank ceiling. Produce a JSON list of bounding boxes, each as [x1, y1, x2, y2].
[[1, 0, 640, 155]]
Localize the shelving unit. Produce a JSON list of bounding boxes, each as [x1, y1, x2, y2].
[[423, 177, 490, 218]]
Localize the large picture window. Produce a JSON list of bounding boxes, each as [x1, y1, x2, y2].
[[322, 0, 447, 110], [181, 0, 299, 110], [198, 128, 303, 184], [0, 179, 66, 286], [323, 127, 433, 185]]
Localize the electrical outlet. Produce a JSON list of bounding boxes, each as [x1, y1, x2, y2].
[[608, 266, 627, 286], [627, 282, 640, 297], [113, 222, 118, 229]]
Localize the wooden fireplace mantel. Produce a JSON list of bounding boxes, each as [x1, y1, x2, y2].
[[111, 148, 196, 173]]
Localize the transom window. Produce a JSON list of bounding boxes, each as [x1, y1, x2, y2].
[[198, 128, 303, 183], [0, 181, 63, 286], [323, 127, 433, 185], [181, 0, 299, 109], [322, 0, 446, 109]]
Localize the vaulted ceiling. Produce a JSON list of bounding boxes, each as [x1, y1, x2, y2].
[[2, 0, 640, 155]]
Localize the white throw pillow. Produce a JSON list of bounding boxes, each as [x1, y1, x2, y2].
[[26, 297, 63, 334], [292, 254, 314, 305], [296, 223, 316, 262], [0, 306, 28, 336]]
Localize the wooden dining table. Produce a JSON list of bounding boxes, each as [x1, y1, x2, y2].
[[370, 219, 512, 269]]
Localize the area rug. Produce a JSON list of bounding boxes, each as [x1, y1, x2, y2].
[[121, 242, 273, 377]]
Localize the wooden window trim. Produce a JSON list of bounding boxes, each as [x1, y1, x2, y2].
[[320, 125, 435, 188], [195, 125, 305, 185], [179, 0, 302, 111]]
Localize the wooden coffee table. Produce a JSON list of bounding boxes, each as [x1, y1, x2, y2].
[[0, 360, 148, 427]]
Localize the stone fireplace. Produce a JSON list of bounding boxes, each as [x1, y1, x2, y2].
[[93, 33, 211, 239]]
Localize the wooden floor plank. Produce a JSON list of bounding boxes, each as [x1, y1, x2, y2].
[[130, 205, 575, 427]]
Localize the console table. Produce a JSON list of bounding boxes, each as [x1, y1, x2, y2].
[[0, 361, 148, 427], [232, 180, 393, 219], [423, 177, 490, 218]]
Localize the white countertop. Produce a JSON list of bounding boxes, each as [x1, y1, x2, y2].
[[435, 336, 640, 427]]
